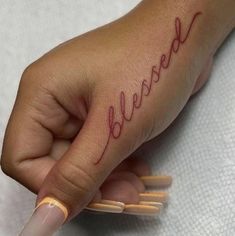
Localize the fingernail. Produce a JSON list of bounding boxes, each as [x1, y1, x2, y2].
[[100, 199, 125, 208], [123, 204, 161, 216], [139, 201, 163, 209], [140, 175, 172, 187], [20, 197, 68, 236], [139, 192, 168, 203], [86, 202, 124, 213]]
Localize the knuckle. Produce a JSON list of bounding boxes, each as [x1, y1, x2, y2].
[[20, 61, 53, 90], [1, 156, 9, 175], [21, 63, 41, 85], [1, 153, 18, 178], [55, 160, 97, 198], [1, 146, 27, 182]]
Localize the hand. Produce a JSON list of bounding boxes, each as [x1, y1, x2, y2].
[[1, 0, 234, 235]]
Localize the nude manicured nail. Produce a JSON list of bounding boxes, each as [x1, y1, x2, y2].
[[86, 202, 124, 213], [140, 175, 172, 187], [139, 192, 168, 203], [123, 204, 161, 216], [139, 201, 163, 209], [20, 197, 68, 236]]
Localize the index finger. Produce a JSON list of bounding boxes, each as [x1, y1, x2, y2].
[[1, 67, 81, 193]]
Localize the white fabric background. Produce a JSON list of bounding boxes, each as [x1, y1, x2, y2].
[[0, 1, 234, 235]]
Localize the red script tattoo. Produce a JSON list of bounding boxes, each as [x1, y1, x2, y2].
[[94, 12, 202, 165]]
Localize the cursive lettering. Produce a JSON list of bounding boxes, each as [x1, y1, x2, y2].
[[94, 12, 202, 165]]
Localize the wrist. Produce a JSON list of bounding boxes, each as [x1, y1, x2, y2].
[[123, 0, 234, 57]]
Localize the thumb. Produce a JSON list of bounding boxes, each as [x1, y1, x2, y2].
[[20, 101, 144, 235]]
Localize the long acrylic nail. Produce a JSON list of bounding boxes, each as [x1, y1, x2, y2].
[[139, 192, 168, 203], [19, 197, 68, 236], [139, 201, 163, 209], [100, 199, 125, 208], [123, 204, 161, 216], [85, 202, 124, 213], [140, 175, 172, 187]]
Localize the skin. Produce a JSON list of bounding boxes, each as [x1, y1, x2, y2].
[[1, 0, 235, 220]]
